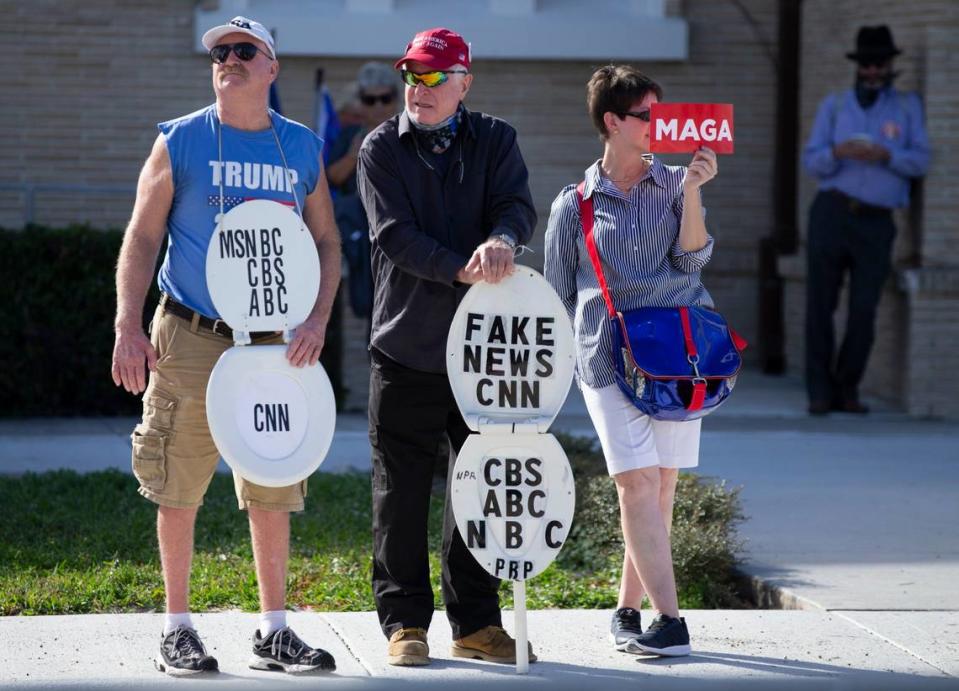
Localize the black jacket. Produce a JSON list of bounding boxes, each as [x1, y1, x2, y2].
[[356, 107, 537, 373]]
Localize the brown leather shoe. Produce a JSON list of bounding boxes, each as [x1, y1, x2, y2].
[[450, 625, 537, 664], [387, 627, 430, 666]]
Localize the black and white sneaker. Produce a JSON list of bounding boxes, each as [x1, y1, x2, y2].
[[609, 607, 643, 651], [154, 626, 219, 676], [625, 614, 691, 657], [249, 626, 336, 674]]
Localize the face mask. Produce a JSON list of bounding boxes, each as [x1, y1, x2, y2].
[[408, 105, 463, 154], [854, 71, 895, 109]]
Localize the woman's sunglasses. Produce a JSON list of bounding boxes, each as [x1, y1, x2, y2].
[[400, 69, 468, 88], [209, 42, 272, 64], [360, 92, 396, 106], [620, 109, 651, 122]]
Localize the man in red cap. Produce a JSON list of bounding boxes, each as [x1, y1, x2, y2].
[[357, 27, 537, 666]]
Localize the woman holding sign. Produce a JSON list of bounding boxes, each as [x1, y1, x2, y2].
[[544, 65, 718, 657]]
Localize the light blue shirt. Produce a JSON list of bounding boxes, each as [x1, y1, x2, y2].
[[544, 159, 713, 389], [802, 87, 930, 209], [157, 105, 323, 318]]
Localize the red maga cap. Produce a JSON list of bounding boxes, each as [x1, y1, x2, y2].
[[394, 27, 471, 71]]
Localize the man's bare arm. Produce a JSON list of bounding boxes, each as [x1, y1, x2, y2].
[[112, 134, 173, 394], [285, 163, 342, 368]]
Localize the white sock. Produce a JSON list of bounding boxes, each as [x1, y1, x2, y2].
[[164, 612, 194, 636], [259, 610, 287, 637]]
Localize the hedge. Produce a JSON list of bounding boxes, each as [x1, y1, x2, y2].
[[0, 225, 343, 416]]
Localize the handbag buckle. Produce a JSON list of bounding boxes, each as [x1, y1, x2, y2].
[[622, 348, 645, 396], [687, 354, 702, 379]]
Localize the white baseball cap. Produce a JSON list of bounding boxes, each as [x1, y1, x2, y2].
[[202, 16, 276, 59]]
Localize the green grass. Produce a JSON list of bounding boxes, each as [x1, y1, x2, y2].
[[0, 439, 745, 615]]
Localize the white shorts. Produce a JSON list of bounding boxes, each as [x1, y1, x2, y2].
[[581, 383, 701, 476]]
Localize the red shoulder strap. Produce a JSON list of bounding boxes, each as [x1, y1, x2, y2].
[[576, 181, 617, 319], [679, 306, 706, 412]]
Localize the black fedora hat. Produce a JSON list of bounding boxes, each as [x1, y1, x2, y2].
[[846, 25, 901, 61]]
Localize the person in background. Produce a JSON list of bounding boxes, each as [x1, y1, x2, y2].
[[802, 25, 929, 415], [336, 90, 365, 130], [327, 62, 400, 334]]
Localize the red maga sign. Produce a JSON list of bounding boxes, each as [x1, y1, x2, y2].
[[649, 103, 735, 154]]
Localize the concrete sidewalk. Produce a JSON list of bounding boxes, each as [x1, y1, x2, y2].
[[0, 610, 953, 689], [0, 371, 957, 687]]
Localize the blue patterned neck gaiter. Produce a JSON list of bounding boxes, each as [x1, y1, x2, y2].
[[408, 105, 463, 154]]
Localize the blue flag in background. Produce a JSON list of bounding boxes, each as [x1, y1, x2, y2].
[[313, 71, 341, 165], [269, 81, 283, 115]]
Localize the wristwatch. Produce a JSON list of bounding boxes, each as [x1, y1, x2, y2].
[[490, 233, 517, 249]]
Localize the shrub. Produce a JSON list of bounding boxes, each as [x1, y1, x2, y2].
[[0, 225, 150, 416], [0, 225, 344, 416], [556, 433, 747, 608]]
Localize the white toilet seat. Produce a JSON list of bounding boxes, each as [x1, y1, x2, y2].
[[450, 431, 575, 582], [206, 345, 336, 488]]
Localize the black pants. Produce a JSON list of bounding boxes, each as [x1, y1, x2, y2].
[[368, 348, 502, 640], [805, 191, 896, 404]]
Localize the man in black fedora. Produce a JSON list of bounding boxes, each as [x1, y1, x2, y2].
[[801, 25, 929, 415]]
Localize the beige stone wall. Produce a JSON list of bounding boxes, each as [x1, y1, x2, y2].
[[905, 23, 959, 417], [783, 0, 959, 415], [1, 1, 207, 228], [4, 0, 777, 413]]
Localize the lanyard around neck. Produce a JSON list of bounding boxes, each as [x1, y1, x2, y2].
[[215, 109, 305, 227]]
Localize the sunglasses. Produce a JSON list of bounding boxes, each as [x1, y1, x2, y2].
[[209, 42, 272, 64], [359, 92, 396, 106], [857, 59, 889, 69], [400, 69, 468, 88], [620, 109, 651, 122]]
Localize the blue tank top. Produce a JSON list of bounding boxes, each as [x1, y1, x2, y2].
[[157, 105, 323, 318]]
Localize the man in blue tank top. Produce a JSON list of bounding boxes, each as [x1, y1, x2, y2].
[[110, 17, 340, 676]]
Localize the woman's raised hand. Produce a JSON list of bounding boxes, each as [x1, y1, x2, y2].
[[684, 146, 718, 190]]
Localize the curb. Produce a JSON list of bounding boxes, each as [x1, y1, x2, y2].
[[732, 568, 824, 611]]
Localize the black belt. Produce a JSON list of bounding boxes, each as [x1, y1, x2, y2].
[[827, 190, 892, 217], [160, 294, 276, 341]]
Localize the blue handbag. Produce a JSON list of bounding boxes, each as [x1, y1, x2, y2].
[[576, 182, 746, 421]]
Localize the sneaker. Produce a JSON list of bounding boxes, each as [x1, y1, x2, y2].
[[625, 614, 691, 657], [451, 625, 537, 664], [609, 607, 643, 651], [249, 626, 336, 674], [154, 626, 219, 676], [387, 627, 430, 666]]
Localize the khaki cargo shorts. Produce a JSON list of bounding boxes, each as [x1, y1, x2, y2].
[[131, 303, 307, 511]]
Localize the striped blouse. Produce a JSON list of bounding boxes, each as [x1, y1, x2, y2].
[[544, 158, 714, 389]]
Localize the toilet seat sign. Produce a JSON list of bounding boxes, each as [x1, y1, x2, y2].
[[206, 345, 338, 488], [446, 268, 574, 428], [206, 199, 320, 333], [235, 370, 309, 460], [451, 435, 575, 581]]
